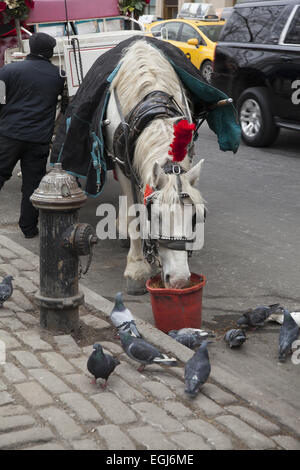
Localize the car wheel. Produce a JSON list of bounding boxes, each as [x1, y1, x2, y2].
[[237, 87, 279, 147], [200, 60, 213, 84]]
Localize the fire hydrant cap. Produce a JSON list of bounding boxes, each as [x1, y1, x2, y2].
[[30, 163, 87, 210]]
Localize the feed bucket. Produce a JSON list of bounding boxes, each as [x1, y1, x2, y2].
[[146, 273, 206, 333]]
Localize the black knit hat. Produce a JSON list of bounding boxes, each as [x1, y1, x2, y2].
[[29, 32, 56, 59]]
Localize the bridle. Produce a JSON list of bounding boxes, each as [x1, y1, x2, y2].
[[143, 172, 206, 266]]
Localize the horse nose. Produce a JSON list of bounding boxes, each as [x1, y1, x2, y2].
[[164, 272, 190, 289]]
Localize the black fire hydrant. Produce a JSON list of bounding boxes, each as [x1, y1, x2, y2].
[[31, 163, 97, 333]]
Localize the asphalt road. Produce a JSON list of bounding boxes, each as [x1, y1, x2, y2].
[[1, 122, 300, 411]]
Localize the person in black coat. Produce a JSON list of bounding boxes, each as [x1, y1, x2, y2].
[[0, 32, 65, 238]]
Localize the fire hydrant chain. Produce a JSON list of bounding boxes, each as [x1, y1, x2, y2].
[[78, 238, 95, 278]]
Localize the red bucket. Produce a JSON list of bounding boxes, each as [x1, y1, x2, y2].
[[146, 273, 206, 333]]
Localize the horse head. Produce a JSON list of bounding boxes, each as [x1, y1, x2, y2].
[[146, 157, 205, 289]]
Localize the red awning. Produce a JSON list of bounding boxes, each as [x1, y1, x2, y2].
[[27, 0, 120, 24]]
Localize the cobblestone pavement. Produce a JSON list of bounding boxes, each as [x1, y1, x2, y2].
[[0, 234, 300, 451]]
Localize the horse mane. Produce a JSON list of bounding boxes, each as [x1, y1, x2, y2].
[[112, 39, 183, 113], [110, 39, 204, 207]]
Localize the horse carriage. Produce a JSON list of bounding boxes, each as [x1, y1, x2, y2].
[[51, 35, 241, 295], [2, 0, 146, 93]]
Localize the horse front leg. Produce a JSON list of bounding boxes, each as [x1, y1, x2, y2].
[[116, 167, 151, 295], [125, 236, 151, 295]]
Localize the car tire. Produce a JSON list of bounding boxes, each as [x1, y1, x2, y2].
[[200, 60, 213, 84], [237, 87, 279, 147]]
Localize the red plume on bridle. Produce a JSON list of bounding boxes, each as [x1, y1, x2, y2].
[[144, 184, 154, 205], [168, 119, 196, 162]]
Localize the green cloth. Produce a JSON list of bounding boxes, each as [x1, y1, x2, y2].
[[172, 63, 241, 153]]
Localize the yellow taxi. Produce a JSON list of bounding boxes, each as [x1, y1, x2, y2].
[[145, 17, 225, 83]]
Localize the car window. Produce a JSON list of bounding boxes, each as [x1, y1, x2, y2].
[[269, 5, 293, 44], [197, 25, 225, 42], [220, 6, 289, 43], [284, 6, 300, 45], [157, 22, 181, 41], [180, 24, 201, 43], [151, 23, 164, 34], [221, 8, 233, 21]]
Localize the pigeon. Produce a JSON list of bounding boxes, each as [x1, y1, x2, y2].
[[117, 319, 142, 338], [237, 303, 282, 328], [110, 292, 142, 338], [0, 275, 14, 307], [168, 329, 214, 349], [87, 343, 120, 388], [171, 328, 214, 337], [267, 311, 300, 327], [224, 329, 247, 348], [184, 340, 211, 397], [118, 330, 178, 372], [278, 309, 300, 362]]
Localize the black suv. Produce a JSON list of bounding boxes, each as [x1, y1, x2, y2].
[[212, 0, 300, 147]]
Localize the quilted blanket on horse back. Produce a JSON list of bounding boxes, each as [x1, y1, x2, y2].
[[51, 35, 241, 197]]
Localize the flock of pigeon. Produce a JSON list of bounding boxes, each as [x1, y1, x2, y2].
[[86, 292, 300, 398], [232, 303, 300, 363], [86, 291, 213, 397], [1, 273, 299, 398]]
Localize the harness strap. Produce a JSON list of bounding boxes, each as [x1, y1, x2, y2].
[[180, 82, 193, 124], [162, 161, 186, 175], [90, 131, 106, 193], [113, 90, 186, 178], [113, 88, 141, 205]]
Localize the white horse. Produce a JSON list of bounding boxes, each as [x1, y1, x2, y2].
[[105, 40, 205, 295]]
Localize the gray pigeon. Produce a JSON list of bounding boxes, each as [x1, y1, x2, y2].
[[87, 343, 120, 388], [237, 303, 282, 328], [173, 328, 212, 336], [278, 310, 300, 362], [224, 329, 247, 348], [118, 330, 178, 372], [110, 292, 142, 338], [0, 275, 14, 307], [184, 340, 211, 397], [168, 329, 213, 349], [118, 319, 142, 338]]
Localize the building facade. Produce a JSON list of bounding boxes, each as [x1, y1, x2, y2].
[[153, 0, 237, 19]]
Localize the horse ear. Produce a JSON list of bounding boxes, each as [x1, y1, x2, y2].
[[186, 159, 204, 186], [152, 161, 167, 189]]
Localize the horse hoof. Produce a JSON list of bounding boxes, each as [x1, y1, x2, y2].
[[119, 238, 130, 248], [126, 278, 147, 295]]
